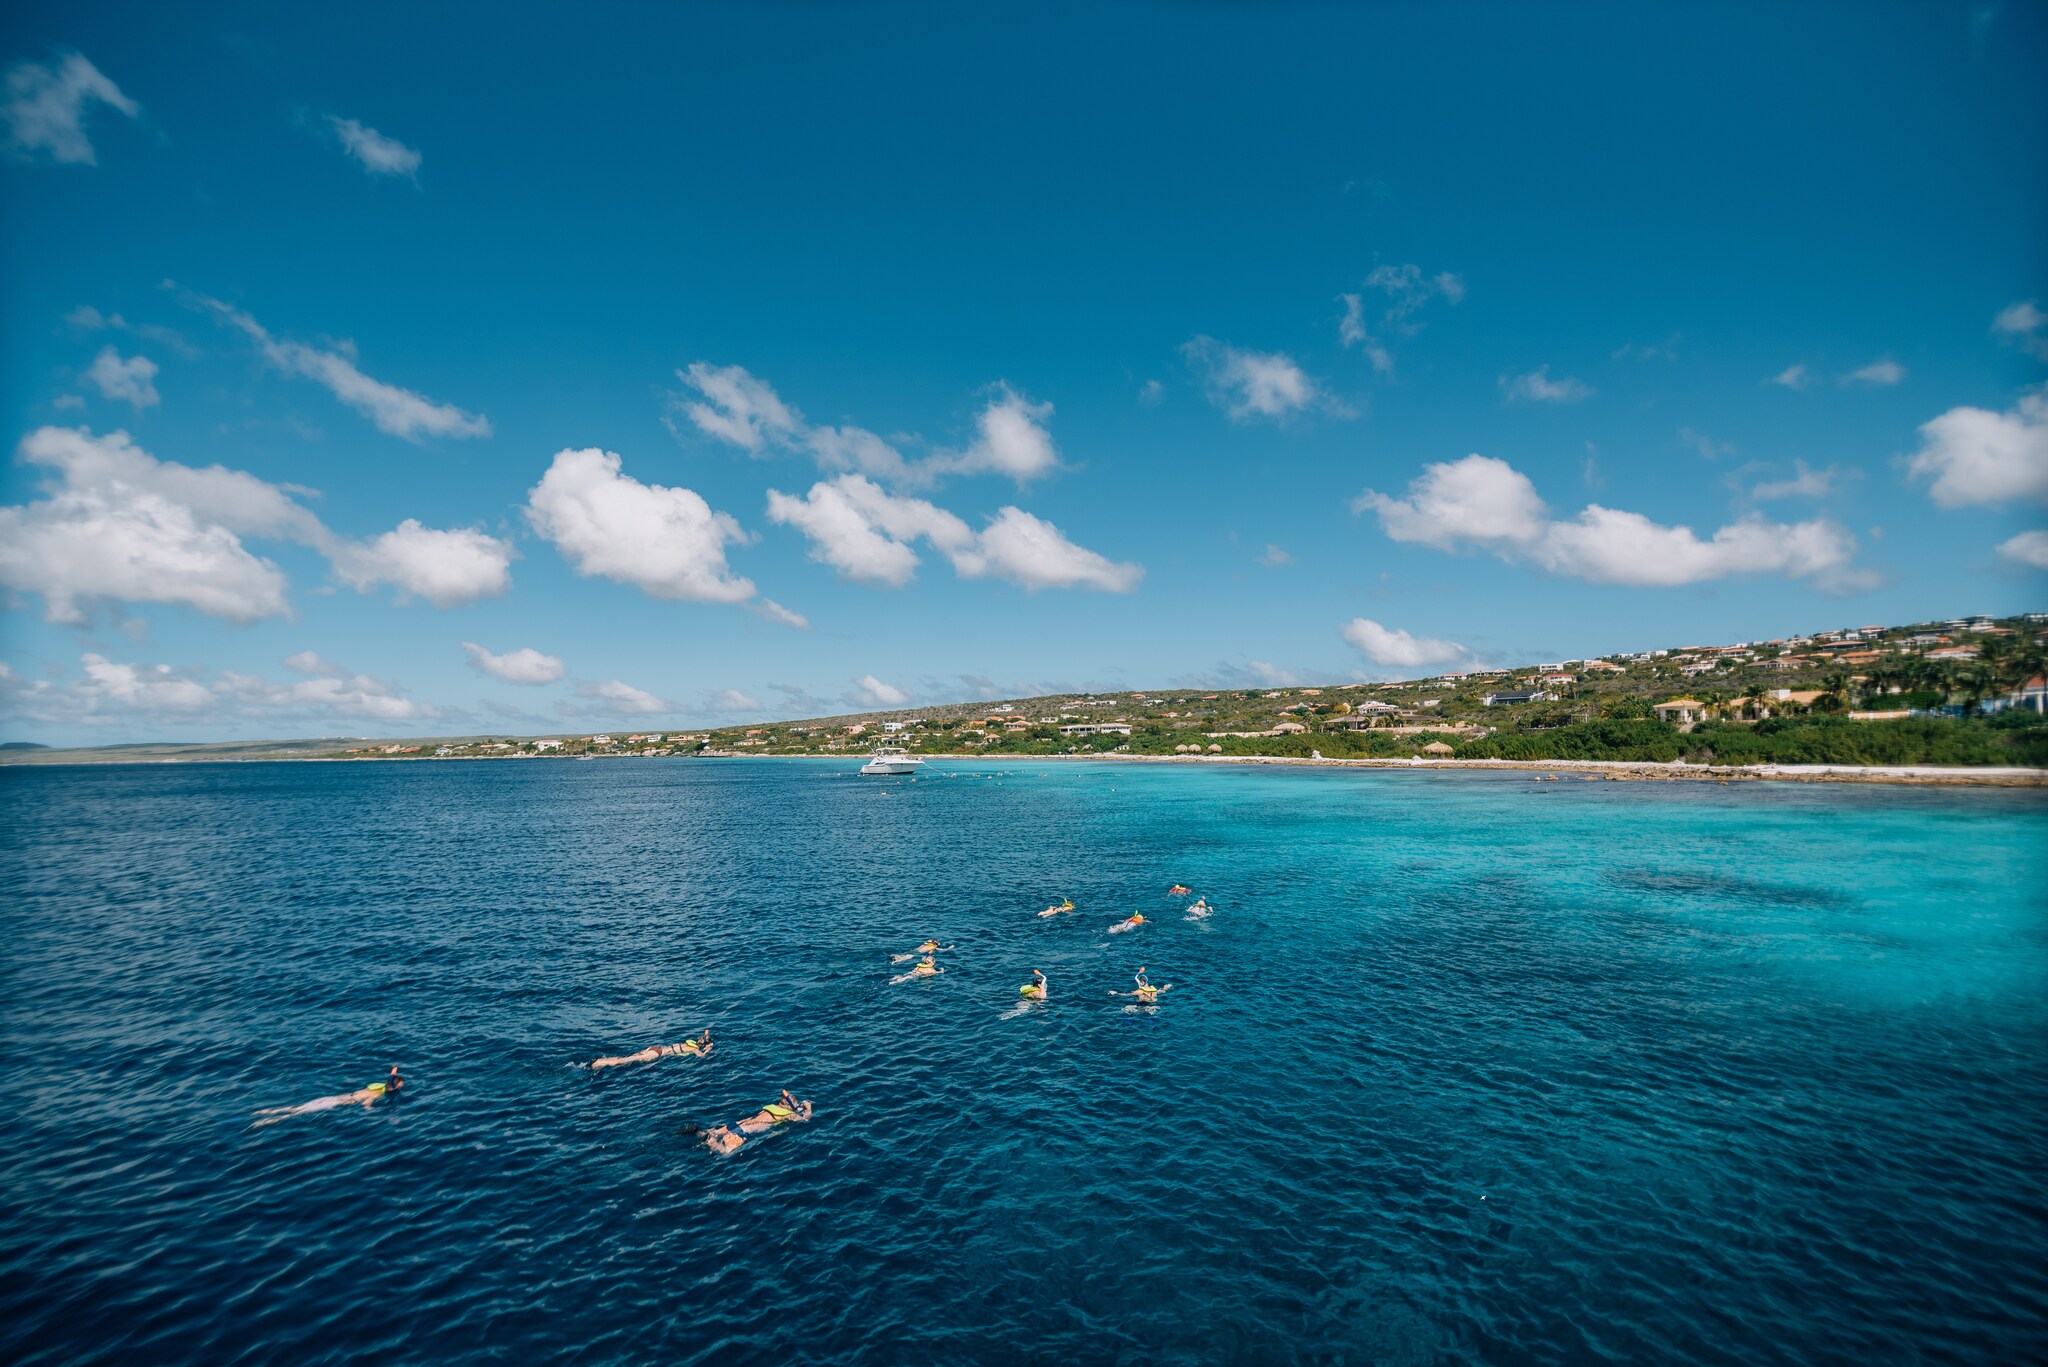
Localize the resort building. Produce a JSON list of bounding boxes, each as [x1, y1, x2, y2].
[[1059, 722, 1133, 736], [1653, 698, 1709, 730], [1482, 688, 1551, 706]]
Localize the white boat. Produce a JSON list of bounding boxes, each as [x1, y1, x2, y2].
[[859, 745, 923, 776]]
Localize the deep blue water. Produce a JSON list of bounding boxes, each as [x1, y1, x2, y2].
[[2, 759, 2045, 1366]]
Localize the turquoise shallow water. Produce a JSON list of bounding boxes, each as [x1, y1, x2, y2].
[[1, 759, 2045, 1365]]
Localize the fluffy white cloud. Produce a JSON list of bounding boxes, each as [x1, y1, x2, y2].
[[767, 474, 1137, 593], [851, 674, 910, 707], [328, 116, 421, 178], [0, 430, 293, 623], [1256, 544, 1291, 568], [1770, 364, 1814, 390], [0, 426, 511, 621], [1996, 530, 2048, 570], [1183, 336, 1334, 421], [953, 507, 1144, 592], [1994, 300, 2048, 360], [671, 362, 804, 452], [0, 653, 432, 728], [462, 642, 566, 686], [3, 53, 136, 165], [765, 474, 971, 587], [1339, 618, 1472, 670], [82, 346, 159, 408], [574, 679, 670, 714], [805, 424, 912, 481], [931, 385, 1061, 482], [1356, 452, 1864, 588], [1501, 366, 1594, 404], [1843, 358, 1906, 387], [526, 446, 762, 607], [186, 292, 490, 441], [327, 520, 513, 607], [709, 688, 763, 712], [1906, 386, 2048, 507], [1338, 264, 1463, 372]]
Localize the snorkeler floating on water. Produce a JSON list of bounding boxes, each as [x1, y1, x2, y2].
[[1168, 884, 1193, 897], [1107, 913, 1147, 934], [1185, 897, 1212, 919], [694, 1090, 814, 1154], [891, 939, 956, 963], [253, 1067, 403, 1127], [1019, 969, 1049, 1000], [587, 1029, 712, 1070], [1037, 898, 1076, 918], [1109, 967, 1173, 1004], [891, 954, 944, 984]]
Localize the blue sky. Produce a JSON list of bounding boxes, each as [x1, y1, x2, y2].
[[2, 2, 2044, 744]]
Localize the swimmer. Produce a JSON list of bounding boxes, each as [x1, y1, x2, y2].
[[1168, 884, 1193, 897], [685, 1091, 813, 1153], [252, 1066, 403, 1127], [890, 954, 944, 984], [1019, 969, 1049, 1000], [1185, 897, 1212, 919], [1107, 913, 1147, 934], [1109, 966, 1173, 1003], [588, 1029, 712, 1070], [890, 939, 956, 963], [1037, 898, 1076, 918]]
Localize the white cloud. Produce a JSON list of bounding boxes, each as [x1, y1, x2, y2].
[[1245, 660, 1301, 687], [1769, 364, 1815, 390], [1843, 358, 1906, 387], [1339, 618, 1473, 670], [185, 292, 490, 441], [1256, 544, 1291, 568], [1996, 530, 2048, 570], [851, 675, 910, 707], [65, 305, 194, 356], [283, 650, 343, 676], [82, 346, 159, 408], [3, 53, 137, 165], [767, 474, 1137, 593], [1138, 379, 1164, 405], [328, 116, 421, 178], [0, 426, 509, 621], [1501, 366, 1593, 404], [1183, 336, 1335, 421], [670, 362, 804, 452], [327, 520, 513, 607], [709, 688, 763, 712], [1, 653, 432, 729], [525, 446, 762, 607], [461, 642, 566, 686], [952, 507, 1144, 593], [575, 679, 670, 715], [1745, 460, 1845, 502], [670, 363, 1064, 487], [1993, 300, 2048, 360], [929, 385, 1061, 482], [1356, 452, 1864, 589], [0, 430, 293, 623], [1906, 386, 2048, 507], [765, 474, 971, 587], [1338, 264, 1463, 372]]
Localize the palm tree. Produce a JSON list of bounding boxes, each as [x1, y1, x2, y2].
[[1741, 680, 1770, 721], [1817, 668, 1851, 714], [1954, 661, 1999, 716]]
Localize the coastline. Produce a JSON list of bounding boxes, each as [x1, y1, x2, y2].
[[4, 747, 2044, 786]]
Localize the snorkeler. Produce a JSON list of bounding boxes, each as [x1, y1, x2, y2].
[[1107, 913, 1147, 934], [1168, 884, 1193, 897], [891, 939, 956, 963], [1019, 969, 1049, 1000], [252, 1066, 403, 1127], [1110, 967, 1172, 1003], [693, 1091, 814, 1153], [1037, 898, 1076, 918], [588, 1029, 712, 1070], [891, 954, 944, 984], [1185, 897, 1212, 919]]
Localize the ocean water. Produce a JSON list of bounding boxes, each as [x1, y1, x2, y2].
[[2, 759, 2044, 1366]]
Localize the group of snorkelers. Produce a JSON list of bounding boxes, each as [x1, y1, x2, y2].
[[255, 887, 1214, 1142]]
